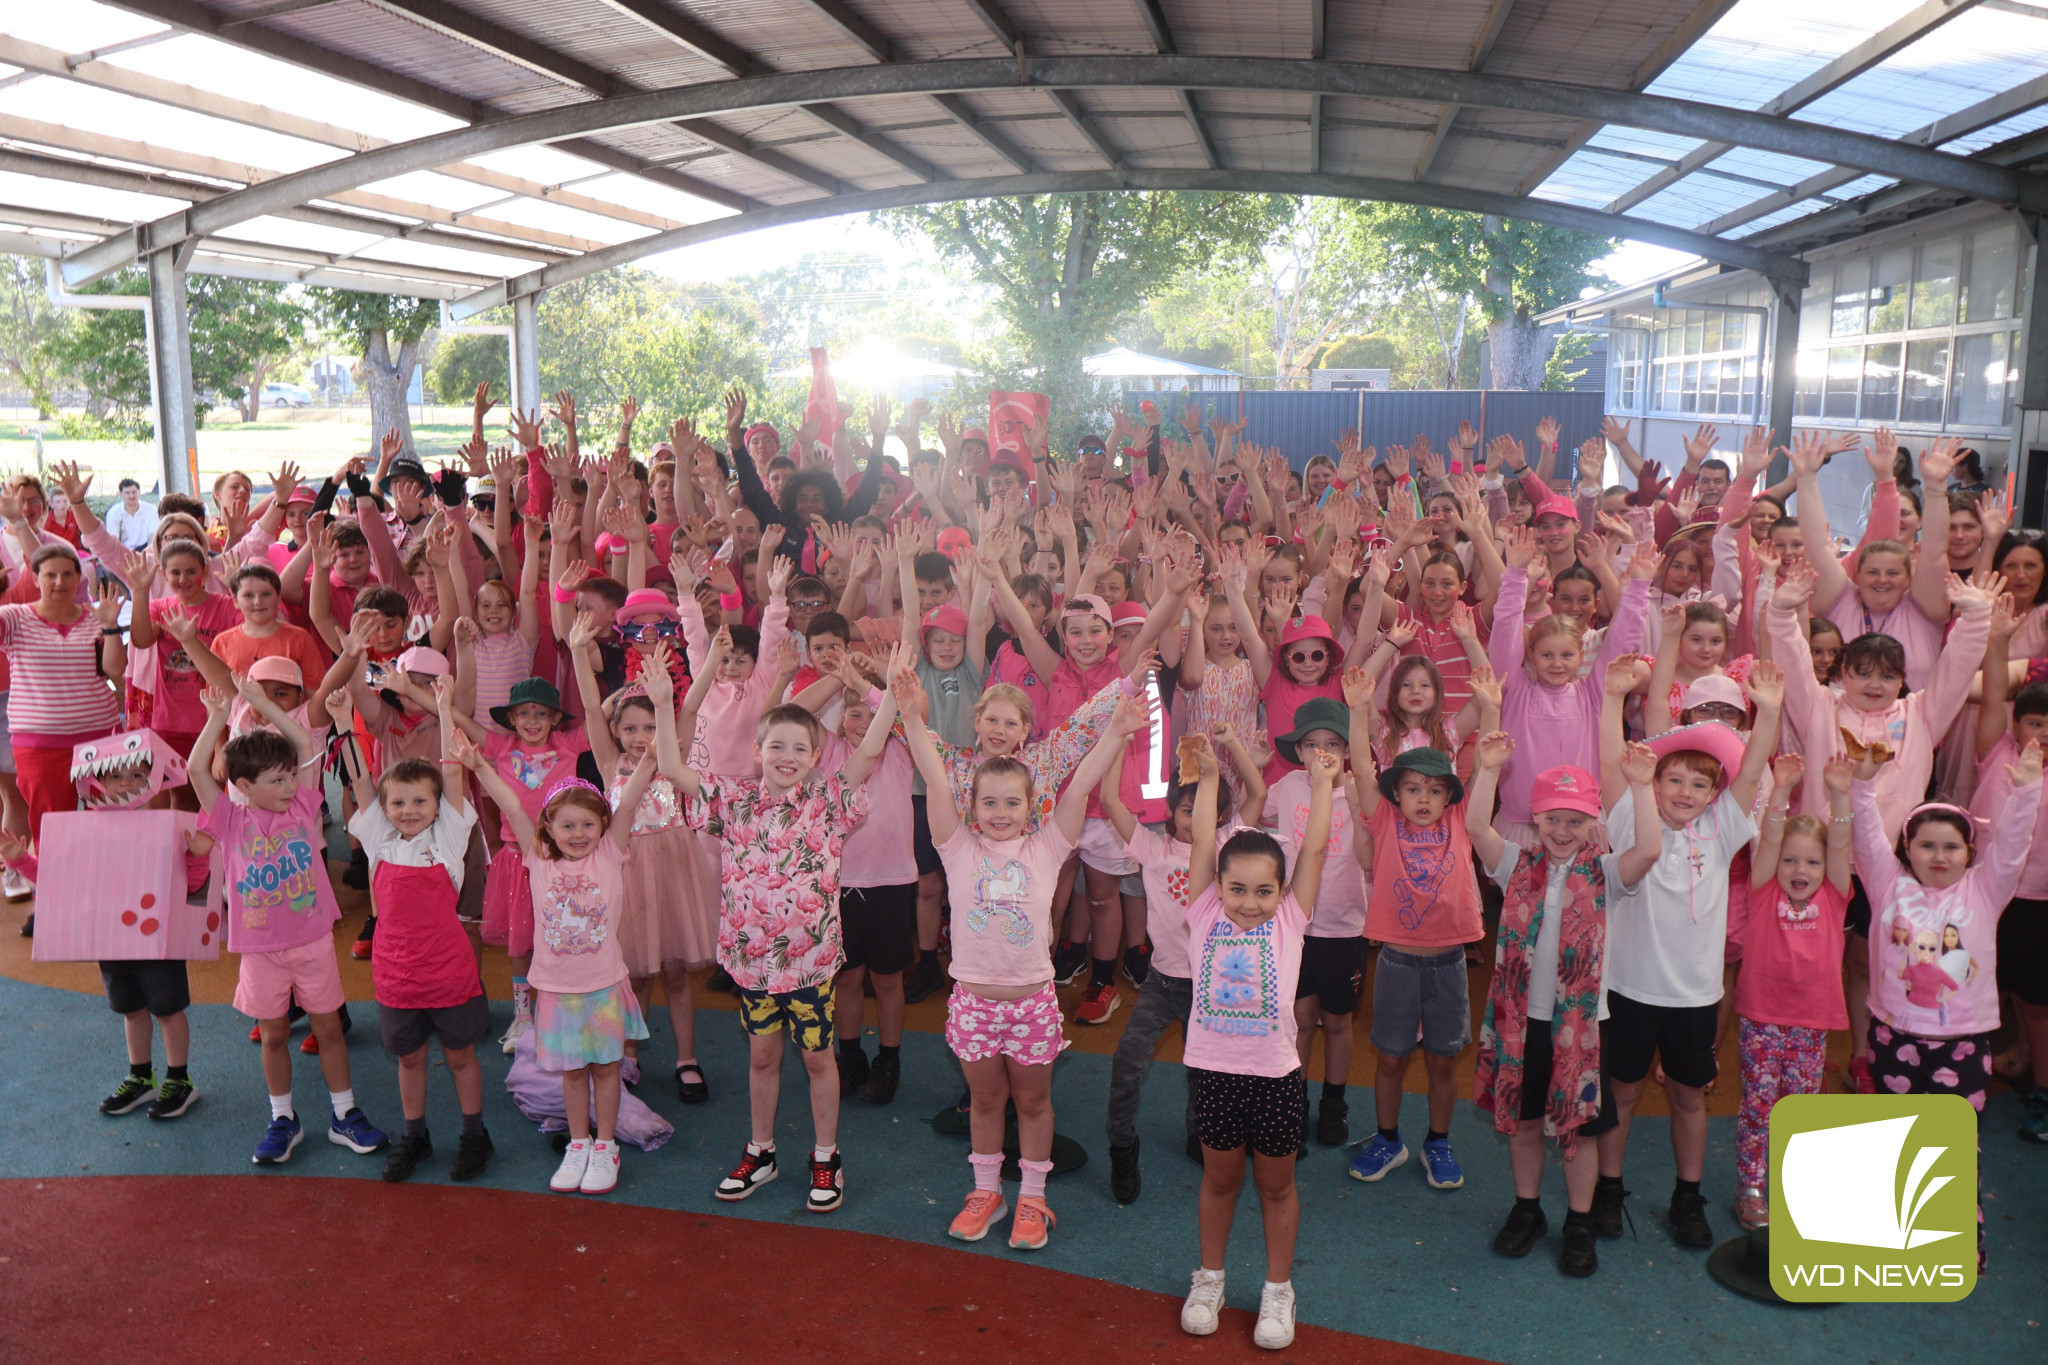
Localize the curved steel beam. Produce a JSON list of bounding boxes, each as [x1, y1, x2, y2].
[[447, 168, 1807, 319], [61, 54, 2023, 285]]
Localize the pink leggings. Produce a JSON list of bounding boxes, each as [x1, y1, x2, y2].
[[1735, 1017, 1828, 1191]]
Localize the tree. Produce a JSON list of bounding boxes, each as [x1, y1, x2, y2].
[[877, 192, 1290, 437], [38, 274, 149, 424], [307, 290, 438, 455], [425, 331, 508, 404], [1543, 329, 1596, 392], [1316, 333, 1401, 371], [1328, 204, 1611, 390], [0, 256, 71, 418], [189, 278, 309, 422]]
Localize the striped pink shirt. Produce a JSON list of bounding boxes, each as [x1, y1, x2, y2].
[[0, 604, 121, 744], [468, 630, 537, 731]]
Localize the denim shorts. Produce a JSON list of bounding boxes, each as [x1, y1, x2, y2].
[[1369, 945, 1472, 1058]]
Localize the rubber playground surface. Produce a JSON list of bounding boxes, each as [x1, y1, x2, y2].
[[3, 891, 2042, 1364]]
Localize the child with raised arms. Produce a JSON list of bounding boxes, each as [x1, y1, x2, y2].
[[457, 731, 659, 1196], [1099, 724, 1267, 1204], [1177, 743, 1339, 1351], [189, 679, 388, 1165], [897, 656, 1143, 1249], [334, 677, 493, 1184]]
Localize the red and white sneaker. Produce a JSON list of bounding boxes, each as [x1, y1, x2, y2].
[[1075, 981, 1120, 1025], [714, 1145, 778, 1201], [807, 1150, 844, 1213]]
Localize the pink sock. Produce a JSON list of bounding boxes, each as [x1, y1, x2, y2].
[[1019, 1157, 1053, 1201], [969, 1151, 1004, 1193]]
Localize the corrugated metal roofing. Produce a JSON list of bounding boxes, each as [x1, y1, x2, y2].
[[1127, 389, 1607, 469]]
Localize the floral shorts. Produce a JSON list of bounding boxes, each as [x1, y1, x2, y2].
[[944, 982, 1070, 1066]]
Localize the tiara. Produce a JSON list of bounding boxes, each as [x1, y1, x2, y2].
[[541, 776, 605, 806]]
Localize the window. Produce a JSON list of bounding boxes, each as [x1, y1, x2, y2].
[[1949, 331, 2015, 427], [1832, 258, 1869, 337], [1861, 343, 1901, 423], [1645, 305, 1764, 419], [1902, 339, 1949, 424], [1963, 226, 2016, 324], [1824, 347, 1861, 419], [1870, 250, 1910, 333], [1607, 328, 1646, 411], [1911, 240, 1958, 329]]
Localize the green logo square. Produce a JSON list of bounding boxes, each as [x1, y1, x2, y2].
[[1768, 1093, 1977, 1302]]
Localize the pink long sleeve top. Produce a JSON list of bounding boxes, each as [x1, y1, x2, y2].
[[1487, 568, 1649, 825], [1766, 599, 1986, 844], [680, 595, 789, 777]]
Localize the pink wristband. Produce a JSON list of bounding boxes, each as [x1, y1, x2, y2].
[[552, 583, 576, 604], [719, 590, 744, 612]]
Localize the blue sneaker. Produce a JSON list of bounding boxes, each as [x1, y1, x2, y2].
[[1347, 1132, 1408, 1183], [1421, 1137, 1464, 1189], [328, 1107, 389, 1154], [252, 1114, 303, 1165]]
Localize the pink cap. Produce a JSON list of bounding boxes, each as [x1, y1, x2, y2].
[[959, 426, 990, 446], [1680, 674, 1746, 713], [248, 656, 304, 686], [1530, 764, 1602, 817], [1109, 600, 1149, 628], [1531, 494, 1580, 524], [395, 645, 450, 677], [617, 588, 678, 622], [935, 526, 973, 558], [285, 486, 317, 507], [921, 604, 969, 639], [1278, 615, 1336, 648], [743, 421, 780, 451], [1062, 592, 1113, 625], [1644, 721, 1748, 792]]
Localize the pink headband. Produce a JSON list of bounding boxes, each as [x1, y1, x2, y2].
[[1906, 801, 1977, 829], [541, 776, 606, 807]]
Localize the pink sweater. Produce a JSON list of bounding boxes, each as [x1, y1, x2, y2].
[[1767, 601, 1986, 844], [680, 596, 790, 777], [1488, 568, 1649, 825]]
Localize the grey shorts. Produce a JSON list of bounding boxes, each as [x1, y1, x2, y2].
[[380, 993, 493, 1057], [1369, 945, 1473, 1058], [0, 690, 14, 776]]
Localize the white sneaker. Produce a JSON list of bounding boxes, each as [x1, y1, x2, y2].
[[2, 868, 29, 901], [1180, 1267, 1225, 1337], [550, 1138, 591, 1192], [580, 1138, 621, 1194], [500, 1012, 531, 1056], [1253, 1280, 1296, 1350]]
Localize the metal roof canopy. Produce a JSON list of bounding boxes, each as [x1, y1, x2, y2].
[[12, 0, 2048, 489]]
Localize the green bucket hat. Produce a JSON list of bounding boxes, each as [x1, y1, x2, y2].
[[1377, 745, 1465, 807], [490, 676, 571, 730], [1274, 697, 1354, 767]]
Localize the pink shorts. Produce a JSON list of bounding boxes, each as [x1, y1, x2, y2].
[[234, 933, 347, 1020], [944, 982, 1070, 1066]]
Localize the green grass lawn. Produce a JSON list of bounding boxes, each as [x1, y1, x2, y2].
[[0, 418, 479, 492]]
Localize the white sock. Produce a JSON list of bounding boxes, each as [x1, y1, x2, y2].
[[269, 1093, 294, 1121], [329, 1089, 355, 1121], [813, 1145, 837, 1163], [747, 1139, 774, 1156]]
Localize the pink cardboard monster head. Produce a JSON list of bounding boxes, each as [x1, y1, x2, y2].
[[71, 729, 188, 810]]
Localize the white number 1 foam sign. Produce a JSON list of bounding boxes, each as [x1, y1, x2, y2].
[[1139, 672, 1169, 801]]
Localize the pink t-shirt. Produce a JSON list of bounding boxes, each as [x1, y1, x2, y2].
[[201, 784, 340, 954], [935, 821, 1075, 987], [824, 732, 916, 888], [145, 593, 240, 735], [1364, 801, 1483, 949], [469, 632, 537, 731], [988, 638, 1052, 741], [1263, 770, 1366, 938], [523, 838, 629, 995], [483, 729, 588, 843], [1971, 734, 2048, 899], [1734, 880, 1850, 1030], [1259, 672, 1344, 783], [1124, 824, 1208, 978], [1182, 884, 1308, 1079], [1822, 585, 1945, 693]]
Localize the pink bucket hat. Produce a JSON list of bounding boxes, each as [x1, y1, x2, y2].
[[1680, 674, 1746, 713], [617, 588, 678, 622], [1278, 615, 1336, 648], [1530, 764, 1602, 817], [1645, 720, 1747, 791]]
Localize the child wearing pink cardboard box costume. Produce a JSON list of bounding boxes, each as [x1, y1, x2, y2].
[[5, 728, 210, 1122]]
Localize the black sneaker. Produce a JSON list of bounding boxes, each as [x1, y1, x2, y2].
[[19, 912, 32, 937], [705, 965, 736, 994], [381, 1130, 432, 1183], [1590, 1178, 1630, 1239], [836, 1045, 870, 1097], [449, 1129, 494, 1181], [862, 1050, 900, 1105], [147, 1076, 198, 1120], [1110, 1139, 1141, 1205], [1315, 1095, 1349, 1146], [100, 1074, 155, 1116], [902, 952, 947, 1004], [675, 1062, 710, 1105], [1122, 943, 1151, 987], [342, 848, 370, 890], [1668, 1187, 1713, 1249], [1051, 939, 1087, 986], [807, 1150, 844, 1213], [1492, 1202, 1548, 1257], [1559, 1214, 1599, 1276]]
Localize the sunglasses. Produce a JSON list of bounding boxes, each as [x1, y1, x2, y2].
[[1285, 647, 1328, 665], [470, 495, 495, 511], [617, 619, 680, 641]]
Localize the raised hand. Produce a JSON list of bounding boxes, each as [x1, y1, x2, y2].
[[1501, 523, 1538, 570], [1606, 654, 1651, 695], [201, 684, 233, 720], [1385, 617, 1419, 650], [1629, 545, 1663, 582], [1466, 661, 1503, 711], [1341, 664, 1375, 710], [1787, 430, 1828, 480], [1620, 741, 1658, 787], [1536, 415, 1561, 454], [1682, 423, 1718, 469], [508, 409, 543, 450], [1946, 570, 1999, 612], [1920, 437, 1960, 486], [1746, 658, 1785, 709], [1771, 556, 1817, 609], [1474, 729, 1513, 771], [158, 605, 199, 645], [1771, 752, 1804, 792], [2009, 738, 2044, 787], [48, 459, 91, 505], [1822, 753, 1855, 795], [1454, 420, 1479, 455], [90, 579, 124, 629]]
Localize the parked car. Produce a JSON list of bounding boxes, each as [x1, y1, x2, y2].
[[262, 382, 312, 409]]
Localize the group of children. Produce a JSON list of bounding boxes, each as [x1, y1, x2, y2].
[[10, 396, 2046, 1351]]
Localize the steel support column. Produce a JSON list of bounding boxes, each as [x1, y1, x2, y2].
[[146, 243, 199, 497], [510, 291, 542, 418], [1766, 278, 1802, 488], [2014, 220, 2048, 526]]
